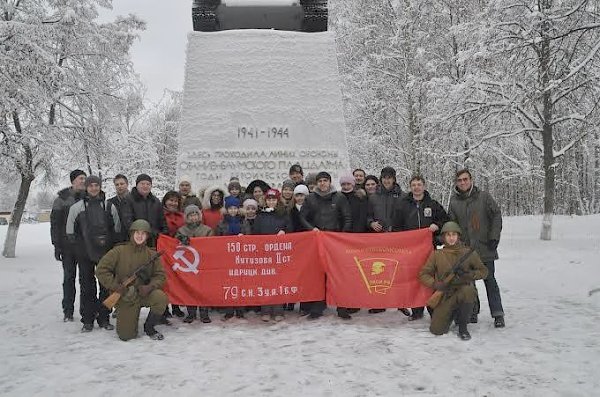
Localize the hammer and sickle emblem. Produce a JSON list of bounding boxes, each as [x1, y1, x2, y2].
[[172, 245, 200, 274]]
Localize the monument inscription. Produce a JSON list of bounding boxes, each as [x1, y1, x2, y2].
[[178, 29, 350, 189]]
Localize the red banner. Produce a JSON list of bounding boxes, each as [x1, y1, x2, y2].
[[157, 232, 325, 306], [158, 229, 434, 307], [319, 229, 434, 308]]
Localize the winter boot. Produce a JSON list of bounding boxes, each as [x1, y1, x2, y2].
[[494, 316, 505, 328], [457, 303, 473, 341], [222, 312, 235, 321], [81, 323, 93, 333], [398, 308, 411, 316], [368, 309, 386, 314], [261, 314, 271, 322], [183, 314, 195, 324], [337, 308, 351, 320], [199, 308, 211, 323], [64, 314, 74, 322], [98, 321, 115, 330], [144, 312, 165, 340], [172, 305, 185, 318], [235, 310, 245, 319]]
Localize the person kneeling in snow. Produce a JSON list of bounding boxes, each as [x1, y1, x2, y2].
[[418, 221, 488, 341], [96, 219, 168, 341]]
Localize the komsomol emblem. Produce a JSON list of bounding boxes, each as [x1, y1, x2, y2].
[[354, 257, 399, 294], [172, 245, 200, 274]]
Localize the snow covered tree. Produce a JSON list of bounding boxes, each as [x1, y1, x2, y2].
[[0, 0, 144, 257]]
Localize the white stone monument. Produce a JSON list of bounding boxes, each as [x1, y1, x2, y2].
[[178, 29, 350, 189]]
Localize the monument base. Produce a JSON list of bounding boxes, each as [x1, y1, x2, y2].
[[179, 29, 350, 189]]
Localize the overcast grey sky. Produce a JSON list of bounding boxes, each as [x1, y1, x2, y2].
[[100, 0, 192, 102]]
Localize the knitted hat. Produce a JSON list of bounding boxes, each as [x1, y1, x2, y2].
[[243, 199, 258, 209], [293, 184, 309, 196], [315, 171, 331, 182], [266, 188, 281, 199], [69, 169, 86, 182], [179, 176, 191, 184], [282, 179, 296, 191], [339, 174, 356, 186], [184, 204, 201, 218], [224, 196, 241, 209], [136, 173, 152, 185], [85, 175, 102, 188]]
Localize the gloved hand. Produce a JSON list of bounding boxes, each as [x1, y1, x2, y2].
[[178, 235, 190, 246], [113, 284, 128, 295], [138, 284, 154, 297], [432, 281, 447, 292], [488, 239, 499, 251], [54, 247, 63, 262]]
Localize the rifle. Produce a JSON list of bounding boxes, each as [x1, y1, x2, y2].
[[426, 247, 475, 309], [102, 251, 165, 309]]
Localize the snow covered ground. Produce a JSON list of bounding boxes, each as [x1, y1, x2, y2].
[[0, 215, 599, 396]]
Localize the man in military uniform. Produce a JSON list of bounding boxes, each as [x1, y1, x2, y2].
[[96, 220, 168, 341], [419, 222, 488, 340]]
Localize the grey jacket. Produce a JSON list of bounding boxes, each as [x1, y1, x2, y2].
[[448, 185, 502, 262]]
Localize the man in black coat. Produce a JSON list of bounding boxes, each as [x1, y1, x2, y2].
[[107, 174, 130, 244], [300, 171, 352, 319], [66, 176, 120, 332], [367, 166, 404, 232], [50, 169, 87, 322], [121, 174, 168, 247], [393, 175, 449, 320], [365, 167, 406, 314]]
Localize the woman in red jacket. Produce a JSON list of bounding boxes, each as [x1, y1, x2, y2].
[[162, 191, 185, 237]]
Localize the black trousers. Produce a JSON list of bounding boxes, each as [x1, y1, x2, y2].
[[61, 250, 80, 317], [78, 257, 110, 325]]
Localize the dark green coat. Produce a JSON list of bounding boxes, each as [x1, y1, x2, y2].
[[96, 241, 165, 305], [448, 186, 502, 262]]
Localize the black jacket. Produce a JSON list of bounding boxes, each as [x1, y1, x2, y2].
[[66, 192, 121, 262], [107, 193, 129, 243], [253, 210, 290, 235], [121, 188, 167, 236], [366, 184, 404, 231], [50, 187, 85, 250], [300, 188, 352, 232], [341, 190, 369, 233], [289, 205, 308, 232], [392, 191, 449, 242]]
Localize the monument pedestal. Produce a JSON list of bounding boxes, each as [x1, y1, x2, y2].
[[179, 30, 350, 189]]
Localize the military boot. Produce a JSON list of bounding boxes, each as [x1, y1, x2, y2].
[[144, 312, 165, 341], [457, 303, 473, 341]]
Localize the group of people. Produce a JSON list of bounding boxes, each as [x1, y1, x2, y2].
[[50, 163, 505, 342]]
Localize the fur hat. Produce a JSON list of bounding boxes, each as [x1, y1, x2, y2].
[[184, 204, 201, 218]]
